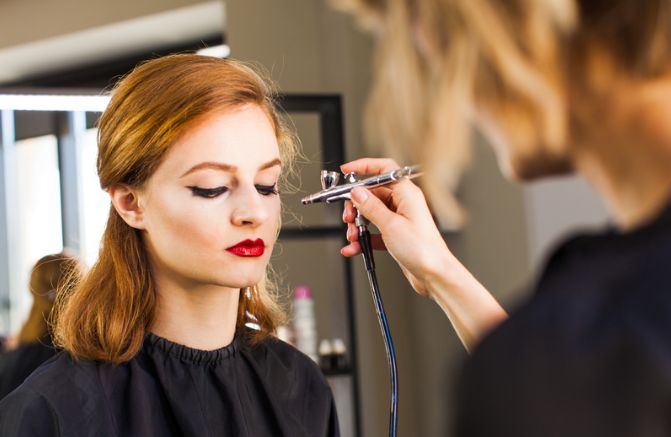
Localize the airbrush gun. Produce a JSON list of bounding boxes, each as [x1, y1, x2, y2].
[[302, 165, 423, 437], [301, 165, 422, 204]]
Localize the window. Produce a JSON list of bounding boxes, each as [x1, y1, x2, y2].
[[80, 127, 109, 267], [12, 134, 63, 330]]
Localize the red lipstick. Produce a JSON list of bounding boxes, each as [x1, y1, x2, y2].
[[226, 239, 265, 257]]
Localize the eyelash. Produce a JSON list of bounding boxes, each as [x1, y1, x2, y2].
[[256, 184, 280, 196], [187, 185, 279, 198]]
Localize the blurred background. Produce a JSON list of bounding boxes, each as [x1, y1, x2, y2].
[[0, 1, 612, 435]]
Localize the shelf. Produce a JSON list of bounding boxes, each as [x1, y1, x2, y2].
[[279, 226, 346, 240], [322, 366, 353, 377]]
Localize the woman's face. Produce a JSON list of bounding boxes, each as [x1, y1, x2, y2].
[[137, 104, 282, 291]]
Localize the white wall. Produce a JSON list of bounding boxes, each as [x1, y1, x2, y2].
[[0, 0, 223, 83], [0, 0, 211, 48], [523, 175, 611, 272]]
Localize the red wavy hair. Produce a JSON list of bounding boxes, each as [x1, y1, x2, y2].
[[54, 54, 296, 363]]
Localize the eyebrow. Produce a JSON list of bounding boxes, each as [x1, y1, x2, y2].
[[180, 158, 282, 178]]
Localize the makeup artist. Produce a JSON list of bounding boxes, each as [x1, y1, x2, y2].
[[337, 0, 671, 435]]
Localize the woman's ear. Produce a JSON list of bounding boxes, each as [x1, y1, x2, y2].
[[109, 184, 146, 230]]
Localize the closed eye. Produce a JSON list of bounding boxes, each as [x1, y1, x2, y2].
[[256, 184, 279, 196], [188, 186, 229, 198]]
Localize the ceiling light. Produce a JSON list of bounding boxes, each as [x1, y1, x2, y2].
[[196, 44, 231, 58], [0, 94, 110, 112]]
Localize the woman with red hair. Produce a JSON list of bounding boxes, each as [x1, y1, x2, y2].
[[0, 54, 338, 437]]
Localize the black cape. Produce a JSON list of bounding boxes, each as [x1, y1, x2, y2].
[[0, 337, 58, 399], [456, 202, 671, 436], [0, 331, 339, 437]]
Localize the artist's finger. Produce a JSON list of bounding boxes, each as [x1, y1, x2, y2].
[[350, 187, 399, 231], [368, 180, 429, 224], [340, 158, 400, 176], [345, 225, 387, 249], [340, 241, 362, 257], [340, 236, 387, 257], [369, 186, 395, 209], [342, 200, 356, 223], [346, 223, 358, 242], [344, 188, 392, 224]]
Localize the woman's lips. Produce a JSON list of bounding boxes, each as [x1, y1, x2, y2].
[[226, 239, 265, 257]]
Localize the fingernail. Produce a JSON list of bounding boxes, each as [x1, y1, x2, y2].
[[351, 187, 368, 203]]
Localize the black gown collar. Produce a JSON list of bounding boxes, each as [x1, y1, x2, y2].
[[143, 332, 239, 364]]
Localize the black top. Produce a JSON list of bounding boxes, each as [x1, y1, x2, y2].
[[456, 202, 671, 436], [0, 337, 58, 399], [0, 331, 339, 437]]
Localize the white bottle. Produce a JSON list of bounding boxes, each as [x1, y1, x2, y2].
[[319, 339, 334, 371], [293, 286, 318, 362], [332, 338, 348, 370]]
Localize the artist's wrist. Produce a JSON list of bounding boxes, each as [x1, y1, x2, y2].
[[420, 244, 465, 300]]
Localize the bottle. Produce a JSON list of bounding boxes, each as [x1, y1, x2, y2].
[[319, 339, 334, 372], [293, 286, 318, 362], [332, 338, 349, 371]]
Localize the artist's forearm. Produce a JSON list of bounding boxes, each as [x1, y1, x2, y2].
[[425, 259, 508, 353]]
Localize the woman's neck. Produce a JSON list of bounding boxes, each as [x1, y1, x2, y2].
[[576, 151, 671, 230], [573, 78, 671, 230], [150, 279, 240, 351]]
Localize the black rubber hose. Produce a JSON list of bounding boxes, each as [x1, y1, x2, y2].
[[358, 224, 398, 437]]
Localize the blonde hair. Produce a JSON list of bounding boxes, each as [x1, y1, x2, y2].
[[17, 253, 81, 344], [334, 0, 671, 227], [54, 54, 297, 363]]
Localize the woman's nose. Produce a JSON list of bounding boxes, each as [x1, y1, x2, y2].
[[230, 187, 269, 227]]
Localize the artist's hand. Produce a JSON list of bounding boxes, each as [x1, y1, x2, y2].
[[340, 158, 457, 298], [341, 158, 508, 351]]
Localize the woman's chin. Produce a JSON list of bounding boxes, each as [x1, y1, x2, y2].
[[217, 274, 264, 290], [501, 150, 574, 181]]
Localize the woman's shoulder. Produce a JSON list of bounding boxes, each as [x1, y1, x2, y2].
[[464, 280, 671, 396], [0, 383, 59, 435], [0, 340, 58, 399], [0, 352, 115, 436], [246, 334, 320, 370], [241, 334, 338, 433], [2, 351, 106, 413], [242, 333, 329, 389], [13, 351, 99, 397]]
